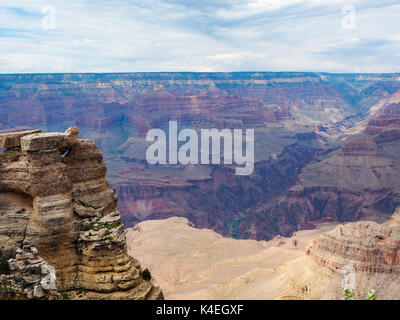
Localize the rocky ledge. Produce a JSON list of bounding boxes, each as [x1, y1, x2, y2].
[[0, 128, 163, 299], [306, 207, 400, 274]]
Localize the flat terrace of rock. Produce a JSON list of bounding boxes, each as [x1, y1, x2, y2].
[[0, 128, 81, 151], [0, 129, 42, 149]]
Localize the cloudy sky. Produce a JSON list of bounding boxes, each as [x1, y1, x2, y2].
[[0, 0, 399, 73]]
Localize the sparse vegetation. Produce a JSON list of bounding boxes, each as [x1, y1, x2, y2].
[[230, 217, 245, 239], [344, 288, 354, 300], [344, 288, 377, 300], [57, 278, 70, 300], [80, 223, 93, 231], [367, 289, 377, 300], [80, 219, 120, 232], [105, 223, 120, 230], [141, 268, 152, 281], [77, 200, 101, 210], [0, 253, 10, 275], [32, 266, 42, 275], [0, 281, 17, 300]]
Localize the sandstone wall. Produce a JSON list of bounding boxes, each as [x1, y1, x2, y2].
[[306, 207, 400, 274], [0, 128, 163, 299]]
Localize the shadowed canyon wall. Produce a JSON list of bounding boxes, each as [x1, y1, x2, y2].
[[1, 73, 400, 240]]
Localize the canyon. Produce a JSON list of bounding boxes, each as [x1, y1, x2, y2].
[[1, 72, 400, 241], [126, 210, 400, 300], [1, 72, 400, 300]]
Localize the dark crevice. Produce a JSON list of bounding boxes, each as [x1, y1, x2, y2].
[[60, 148, 71, 160]]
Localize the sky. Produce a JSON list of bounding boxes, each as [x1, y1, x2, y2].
[[0, 0, 399, 73]]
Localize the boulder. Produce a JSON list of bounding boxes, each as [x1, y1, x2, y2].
[[0, 129, 41, 149], [21, 132, 71, 152], [1, 245, 60, 300], [65, 127, 80, 143]]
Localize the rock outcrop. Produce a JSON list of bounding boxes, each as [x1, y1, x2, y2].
[[0, 128, 163, 300], [307, 207, 400, 273], [0, 245, 59, 299], [0, 130, 42, 149]]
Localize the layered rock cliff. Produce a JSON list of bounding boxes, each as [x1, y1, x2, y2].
[[110, 141, 319, 237], [0, 128, 163, 300], [126, 215, 400, 300], [236, 101, 400, 240], [2, 73, 400, 241], [307, 207, 400, 273]]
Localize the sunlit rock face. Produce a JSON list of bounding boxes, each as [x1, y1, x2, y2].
[[0, 128, 163, 300], [126, 216, 400, 300], [307, 207, 400, 274]]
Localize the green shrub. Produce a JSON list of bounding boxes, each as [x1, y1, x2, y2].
[[57, 278, 70, 300], [77, 200, 100, 210], [0, 281, 16, 300], [80, 223, 92, 231], [367, 289, 377, 300], [32, 266, 42, 275], [344, 288, 354, 300], [0, 254, 10, 275], [343, 288, 377, 300], [141, 268, 152, 281]]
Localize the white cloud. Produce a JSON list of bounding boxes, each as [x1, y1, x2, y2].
[[0, 0, 399, 73], [215, 0, 305, 20], [0, 53, 73, 73]]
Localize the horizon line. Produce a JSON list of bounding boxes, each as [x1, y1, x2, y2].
[[1, 71, 400, 76]]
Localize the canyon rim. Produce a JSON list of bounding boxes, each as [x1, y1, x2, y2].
[[2, 0, 400, 305], [2, 72, 400, 300]]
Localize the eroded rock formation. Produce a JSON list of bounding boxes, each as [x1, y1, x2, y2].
[[307, 207, 400, 273], [2, 73, 400, 241], [0, 128, 163, 299], [237, 102, 400, 240], [0, 245, 58, 299]]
